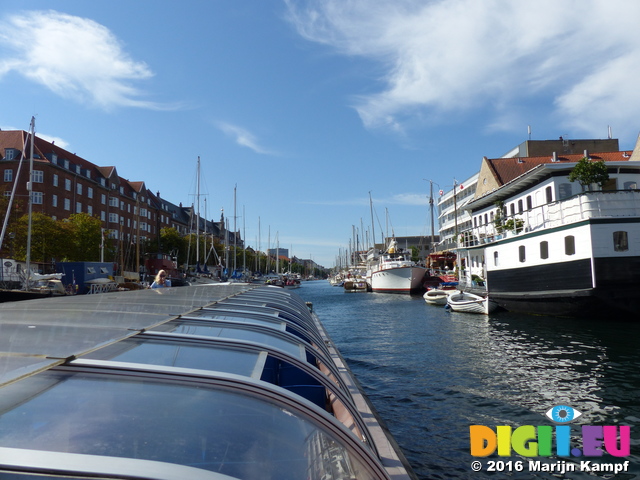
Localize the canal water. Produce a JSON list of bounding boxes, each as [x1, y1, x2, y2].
[[297, 281, 640, 480]]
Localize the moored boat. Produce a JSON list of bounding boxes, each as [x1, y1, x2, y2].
[[423, 288, 452, 305], [369, 237, 426, 294], [457, 146, 640, 317], [447, 291, 498, 314], [344, 278, 368, 292]]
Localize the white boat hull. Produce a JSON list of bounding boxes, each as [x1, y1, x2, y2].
[[423, 289, 451, 305], [370, 266, 426, 293], [447, 292, 498, 314]]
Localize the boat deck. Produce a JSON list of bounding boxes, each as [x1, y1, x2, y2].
[[0, 284, 414, 480]]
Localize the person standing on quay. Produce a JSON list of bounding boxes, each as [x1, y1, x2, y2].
[[150, 270, 171, 288]]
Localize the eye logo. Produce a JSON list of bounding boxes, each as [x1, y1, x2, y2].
[[545, 405, 582, 423]]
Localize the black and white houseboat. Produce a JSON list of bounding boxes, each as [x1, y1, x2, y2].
[[457, 147, 640, 317]]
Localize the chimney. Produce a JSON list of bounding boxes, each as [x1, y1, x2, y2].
[[552, 152, 557, 162], [584, 149, 589, 159]]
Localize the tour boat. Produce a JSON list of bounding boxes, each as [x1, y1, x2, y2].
[[0, 284, 414, 479], [369, 238, 426, 294]]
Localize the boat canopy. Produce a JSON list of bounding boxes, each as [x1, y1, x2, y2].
[[0, 284, 403, 480]]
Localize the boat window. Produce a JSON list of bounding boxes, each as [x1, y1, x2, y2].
[[564, 236, 576, 255], [545, 186, 553, 203], [526, 196, 532, 210], [613, 231, 629, 252], [150, 320, 304, 359], [540, 241, 549, 259], [510, 203, 515, 216], [86, 267, 95, 274], [518, 245, 526, 263], [517, 200, 523, 214], [83, 338, 263, 377], [602, 178, 617, 191], [558, 183, 572, 200], [0, 370, 380, 480]]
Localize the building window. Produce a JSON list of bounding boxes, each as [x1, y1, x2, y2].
[[53, 174, 58, 187], [559, 183, 572, 200], [77, 183, 83, 195], [519, 245, 526, 263], [64, 198, 71, 211], [565, 236, 576, 255], [100, 178, 106, 187], [76, 202, 82, 213], [3, 169, 12, 182], [65, 179, 71, 191], [32, 170, 44, 183], [624, 181, 637, 190], [87, 205, 93, 216], [540, 241, 549, 259], [32, 192, 43, 205], [545, 186, 553, 203], [64, 159, 69, 169], [101, 211, 106, 221], [613, 231, 629, 251], [109, 213, 119, 224], [109, 196, 118, 207], [493, 251, 498, 267], [4, 149, 16, 160], [52, 194, 58, 207], [87, 187, 93, 199], [85, 170, 91, 179], [119, 186, 124, 195], [101, 194, 106, 204]]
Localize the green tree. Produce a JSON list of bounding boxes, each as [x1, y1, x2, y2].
[[13, 212, 65, 263], [65, 213, 103, 261], [568, 157, 609, 191]]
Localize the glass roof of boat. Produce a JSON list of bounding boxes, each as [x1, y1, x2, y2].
[[0, 285, 390, 480]]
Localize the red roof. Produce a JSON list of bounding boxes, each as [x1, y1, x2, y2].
[[486, 151, 633, 186]]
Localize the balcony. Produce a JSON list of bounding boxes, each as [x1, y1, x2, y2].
[[459, 190, 640, 248]]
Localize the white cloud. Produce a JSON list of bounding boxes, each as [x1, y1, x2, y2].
[[285, 0, 640, 138], [0, 124, 70, 149], [217, 122, 274, 155], [0, 10, 175, 110]]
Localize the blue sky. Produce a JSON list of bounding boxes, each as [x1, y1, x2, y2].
[[2, 1, 639, 267]]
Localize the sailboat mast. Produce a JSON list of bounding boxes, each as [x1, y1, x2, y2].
[[25, 116, 35, 288], [429, 180, 435, 252], [369, 191, 375, 249], [196, 156, 200, 266], [233, 184, 237, 274]]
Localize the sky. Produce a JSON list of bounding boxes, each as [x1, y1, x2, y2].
[[2, 0, 640, 268]]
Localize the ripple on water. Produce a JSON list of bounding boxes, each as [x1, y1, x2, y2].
[[299, 282, 640, 479]]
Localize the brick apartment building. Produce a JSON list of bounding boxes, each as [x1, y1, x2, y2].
[[0, 128, 241, 266]]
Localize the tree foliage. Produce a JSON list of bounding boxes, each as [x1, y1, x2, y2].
[[568, 157, 609, 190]]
